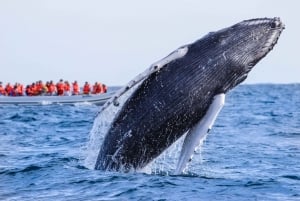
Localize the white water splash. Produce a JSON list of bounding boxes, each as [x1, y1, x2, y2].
[[142, 133, 185, 175], [41, 101, 52, 105], [83, 83, 143, 169], [139, 130, 210, 175]]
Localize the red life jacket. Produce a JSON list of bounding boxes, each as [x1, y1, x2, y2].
[[0, 85, 7, 95], [72, 83, 79, 95], [47, 83, 56, 93], [5, 84, 14, 96], [56, 82, 64, 96], [83, 83, 90, 94]]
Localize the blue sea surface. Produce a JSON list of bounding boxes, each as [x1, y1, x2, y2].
[[0, 84, 299, 201]]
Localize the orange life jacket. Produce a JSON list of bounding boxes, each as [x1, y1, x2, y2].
[[72, 83, 79, 95], [97, 83, 103, 93], [5, 84, 13, 96], [26, 86, 33, 96], [36, 83, 43, 94], [31, 84, 39, 96], [83, 84, 90, 94], [15, 84, 23, 96], [64, 83, 70, 92], [47, 83, 56, 93], [92, 84, 99, 94], [56, 82, 64, 96], [0, 85, 7, 95]]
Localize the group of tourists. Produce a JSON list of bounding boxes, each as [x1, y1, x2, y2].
[[0, 80, 107, 96]]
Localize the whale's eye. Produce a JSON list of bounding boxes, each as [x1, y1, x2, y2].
[[248, 62, 254, 67]]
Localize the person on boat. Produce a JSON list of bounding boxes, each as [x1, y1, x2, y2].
[[19, 83, 24, 96], [56, 79, 65, 96], [83, 81, 91, 95], [5, 83, 14, 96], [92, 82, 102, 94], [46, 80, 56, 96], [25, 85, 33, 96], [64, 81, 71, 96], [45, 81, 50, 95], [72, 81, 80, 95], [42, 84, 48, 95], [14, 83, 24, 96], [30, 83, 38, 96], [0, 82, 7, 96], [36, 80, 48, 95], [102, 84, 107, 93], [35, 81, 42, 95]]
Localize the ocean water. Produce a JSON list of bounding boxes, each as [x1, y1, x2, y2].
[[0, 84, 299, 201]]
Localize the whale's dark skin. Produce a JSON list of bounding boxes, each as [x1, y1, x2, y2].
[[95, 18, 284, 171]]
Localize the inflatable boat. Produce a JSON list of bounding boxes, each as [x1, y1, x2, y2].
[[0, 92, 114, 106]]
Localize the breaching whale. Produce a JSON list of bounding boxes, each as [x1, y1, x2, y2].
[[93, 18, 284, 173]]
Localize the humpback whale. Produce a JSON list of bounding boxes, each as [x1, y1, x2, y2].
[[93, 18, 284, 173]]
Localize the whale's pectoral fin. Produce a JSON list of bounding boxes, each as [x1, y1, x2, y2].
[[174, 93, 225, 175]]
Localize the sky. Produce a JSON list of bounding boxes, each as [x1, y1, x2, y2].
[[0, 0, 299, 86]]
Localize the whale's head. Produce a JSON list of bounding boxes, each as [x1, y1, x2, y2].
[[226, 17, 284, 88], [193, 17, 284, 92], [232, 18, 284, 70]]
